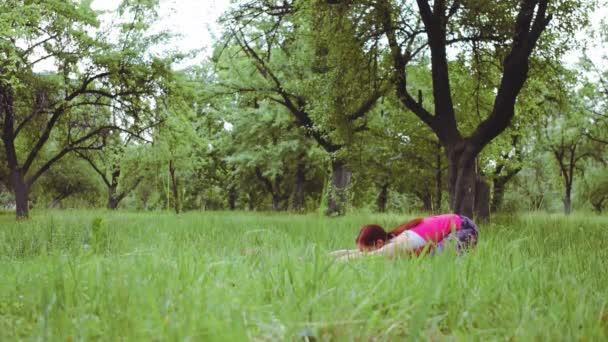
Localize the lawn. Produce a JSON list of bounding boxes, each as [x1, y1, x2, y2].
[[1, 210, 607, 341]]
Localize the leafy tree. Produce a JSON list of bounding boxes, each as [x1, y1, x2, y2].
[[374, 0, 591, 218], [540, 95, 604, 215], [216, 0, 387, 215], [581, 165, 608, 213], [349, 98, 448, 212], [0, 0, 174, 218], [75, 135, 147, 210], [508, 152, 560, 211], [34, 156, 102, 208]]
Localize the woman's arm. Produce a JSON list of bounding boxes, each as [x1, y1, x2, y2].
[[328, 249, 361, 258], [337, 232, 426, 261]]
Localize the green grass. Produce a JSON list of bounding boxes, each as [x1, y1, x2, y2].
[[1, 210, 607, 341]]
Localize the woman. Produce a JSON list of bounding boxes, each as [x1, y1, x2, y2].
[[330, 213, 479, 261]]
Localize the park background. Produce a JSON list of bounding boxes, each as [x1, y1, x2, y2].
[[1, 0, 608, 340]]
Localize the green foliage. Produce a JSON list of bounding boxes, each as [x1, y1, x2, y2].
[[580, 165, 608, 213], [34, 156, 103, 208], [1, 0, 606, 216]]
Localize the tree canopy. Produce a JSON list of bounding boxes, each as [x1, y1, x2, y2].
[[0, 0, 606, 218]]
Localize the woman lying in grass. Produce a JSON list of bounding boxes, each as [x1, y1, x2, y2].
[[330, 214, 479, 261]]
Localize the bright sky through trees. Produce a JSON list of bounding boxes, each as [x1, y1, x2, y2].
[[94, 0, 231, 63], [29, 0, 604, 72]]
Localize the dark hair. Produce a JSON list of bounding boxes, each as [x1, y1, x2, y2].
[[356, 224, 389, 248]]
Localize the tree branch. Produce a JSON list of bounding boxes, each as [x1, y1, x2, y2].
[[233, 29, 341, 152], [377, 0, 437, 129], [347, 89, 385, 121], [469, 0, 552, 150], [26, 125, 115, 187], [74, 151, 111, 187], [117, 176, 144, 202], [21, 72, 112, 174]]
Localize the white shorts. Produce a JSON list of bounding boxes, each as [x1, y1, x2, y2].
[[392, 230, 427, 251]]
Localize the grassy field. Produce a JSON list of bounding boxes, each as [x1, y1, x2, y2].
[[0, 210, 607, 341]]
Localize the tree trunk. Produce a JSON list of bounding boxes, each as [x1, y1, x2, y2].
[[591, 196, 605, 214], [106, 169, 121, 210], [563, 185, 572, 215], [11, 169, 29, 219], [2, 84, 29, 219], [281, 194, 291, 211], [50, 193, 70, 209], [248, 192, 256, 211], [377, 183, 389, 213], [490, 166, 522, 213], [447, 145, 477, 218], [292, 162, 306, 212], [228, 186, 237, 210], [420, 193, 433, 212], [271, 194, 281, 211], [169, 160, 180, 214], [326, 159, 351, 216], [107, 184, 120, 209], [474, 176, 491, 222], [435, 143, 442, 212]]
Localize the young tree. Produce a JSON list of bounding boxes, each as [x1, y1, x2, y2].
[[541, 104, 604, 215], [580, 164, 608, 213], [75, 136, 147, 210]]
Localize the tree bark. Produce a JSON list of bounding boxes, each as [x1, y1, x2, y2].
[[1, 84, 29, 219], [417, 192, 433, 212], [247, 192, 256, 211], [107, 184, 120, 209], [490, 167, 522, 213], [591, 196, 605, 214], [228, 186, 237, 210], [254, 167, 288, 212], [434, 142, 442, 212], [11, 169, 29, 219], [106, 168, 120, 209], [327, 159, 352, 216], [51, 193, 71, 209], [447, 144, 477, 218], [169, 160, 180, 214], [104, 169, 144, 210], [563, 185, 572, 215], [271, 194, 281, 211], [474, 176, 491, 222], [377, 183, 389, 213]]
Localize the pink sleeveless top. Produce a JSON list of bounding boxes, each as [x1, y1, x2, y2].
[[409, 214, 462, 243]]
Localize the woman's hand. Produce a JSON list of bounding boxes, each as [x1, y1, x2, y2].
[[328, 249, 358, 258], [334, 250, 363, 262]]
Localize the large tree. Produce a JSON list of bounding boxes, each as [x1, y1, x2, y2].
[[0, 0, 173, 218], [374, 0, 590, 218], [217, 0, 387, 215]]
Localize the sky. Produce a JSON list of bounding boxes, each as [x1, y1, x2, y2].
[[92, 0, 232, 65]]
